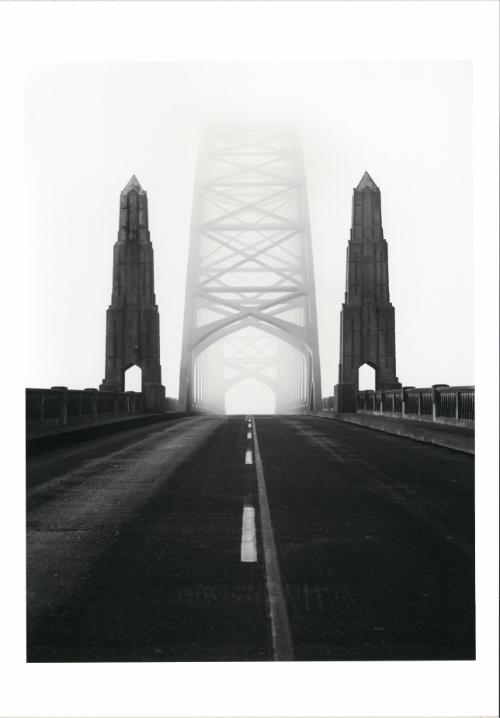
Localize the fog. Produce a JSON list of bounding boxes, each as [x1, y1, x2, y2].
[[26, 62, 473, 406]]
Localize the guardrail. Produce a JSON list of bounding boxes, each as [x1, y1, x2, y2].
[[26, 387, 145, 428], [322, 385, 474, 425]]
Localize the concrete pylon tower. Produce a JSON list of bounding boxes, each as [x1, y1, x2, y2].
[[334, 172, 401, 412], [100, 176, 165, 412]]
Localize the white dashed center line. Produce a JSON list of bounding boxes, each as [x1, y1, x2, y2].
[[245, 449, 253, 464], [252, 417, 294, 660], [247, 431, 252, 439], [240, 506, 257, 562]]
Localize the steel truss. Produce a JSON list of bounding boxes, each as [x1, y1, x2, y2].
[[179, 124, 322, 413]]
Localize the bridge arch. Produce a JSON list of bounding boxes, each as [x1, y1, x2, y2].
[[178, 125, 322, 414], [188, 323, 311, 414], [192, 315, 311, 364]]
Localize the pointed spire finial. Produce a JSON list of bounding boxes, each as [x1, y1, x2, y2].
[[356, 171, 378, 191], [122, 175, 144, 194]]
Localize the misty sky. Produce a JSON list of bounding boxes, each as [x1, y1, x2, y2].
[[27, 61, 473, 398]]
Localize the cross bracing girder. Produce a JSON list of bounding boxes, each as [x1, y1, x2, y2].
[[225, 372, 276, 392], [202, 182, 298, 212], [179, 125, 322, 413], [195, 291, 308, 333], [221, 333, 279, 396], [196, 290, 307, 313], [192, 317, 311, 378], [200, 224, 302, 232], [192, 309, 307, 350]]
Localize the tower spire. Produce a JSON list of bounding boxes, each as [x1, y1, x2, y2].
[[122, 174, 144, 194], [356, 171, 378, 191], [334, 172, 401, 411], [100, 178, 165, 412]]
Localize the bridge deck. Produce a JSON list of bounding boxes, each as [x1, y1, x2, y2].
[[26, 415, 475, 662]]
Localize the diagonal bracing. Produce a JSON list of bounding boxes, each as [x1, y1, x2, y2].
[[179, 124, 322, 413]]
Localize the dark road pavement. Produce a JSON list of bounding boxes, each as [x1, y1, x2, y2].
[[27, 415, 475, 662]]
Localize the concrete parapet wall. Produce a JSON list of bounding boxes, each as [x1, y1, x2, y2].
[[26, 412, 188, 457], [313, 411, 474, 455], [26, 387, 147, 429]]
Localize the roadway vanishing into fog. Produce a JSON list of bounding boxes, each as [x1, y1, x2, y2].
[[27, 415, 475, 662]]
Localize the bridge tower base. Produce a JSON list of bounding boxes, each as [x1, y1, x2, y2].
[[334, 382, 356, 413]]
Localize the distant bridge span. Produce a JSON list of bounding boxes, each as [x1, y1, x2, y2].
[[178, 125, 322, 414]]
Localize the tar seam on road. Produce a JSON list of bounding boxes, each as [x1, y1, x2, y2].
[[252, 416, 294, 661]]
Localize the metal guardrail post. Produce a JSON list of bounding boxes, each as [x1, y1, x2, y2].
[[83, 388, 98, 419], [432, 384, 449, 422], [40, 391, 45, 422], [76, 392, 82, 418], [51, 386, 68, 426], [402, 387, 415, 417], [125, 391, 136, 414]]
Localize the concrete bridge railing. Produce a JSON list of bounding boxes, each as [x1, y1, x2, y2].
[[322, 385, 474, 426], [26, 387, 145, 429]]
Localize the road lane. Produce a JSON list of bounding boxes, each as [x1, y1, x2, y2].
[[255, 415, 475, 661], [27, 413, 475, 662], [27, 417, 221, 625], [27, 416, 270, 661], [27, 415, 199, 492], [288, 417, 474, 557]]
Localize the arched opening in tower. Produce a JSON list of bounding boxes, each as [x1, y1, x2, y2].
[[124, 364, 142, 393], [225, 378, 276, 415], [358, 363, 376, 391]]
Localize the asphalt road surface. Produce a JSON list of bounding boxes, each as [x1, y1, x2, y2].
[[27, 415, 475, 662]]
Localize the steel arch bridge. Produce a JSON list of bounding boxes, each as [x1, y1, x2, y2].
[[179, 124, 322, 414]]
